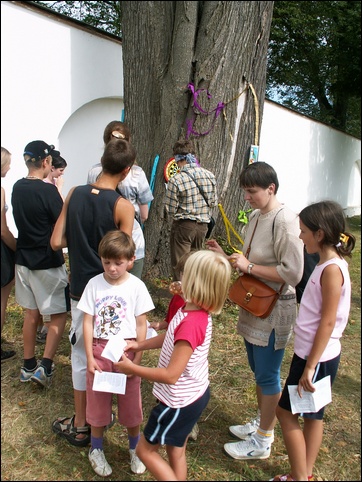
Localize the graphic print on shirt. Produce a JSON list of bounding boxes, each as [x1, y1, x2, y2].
[[95, 295, 128, 338]]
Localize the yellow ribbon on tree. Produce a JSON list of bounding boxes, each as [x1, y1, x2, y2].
[[218, 203, 244, 254]]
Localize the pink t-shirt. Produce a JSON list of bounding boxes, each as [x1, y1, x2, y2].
[[152, 307, 211, 408], [294, 257, 351, 362]]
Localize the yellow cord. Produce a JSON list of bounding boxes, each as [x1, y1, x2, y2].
[[248, 83, 259, 145], [218, 203, 244, 253]]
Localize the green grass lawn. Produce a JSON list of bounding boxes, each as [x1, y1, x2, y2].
[[1, 216, 360, 481]]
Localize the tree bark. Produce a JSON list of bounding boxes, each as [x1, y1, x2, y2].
[[121, 1, 274, 278]]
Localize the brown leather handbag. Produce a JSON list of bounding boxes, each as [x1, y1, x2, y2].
[[229, 273, 284, 318], [228, 213, 285, 318]]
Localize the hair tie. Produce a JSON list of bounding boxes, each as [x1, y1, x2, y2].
[[185, 153, 197, 165], [174, 154, 185, 162], [111, 131, 125, 140], [335, 242, 341, 248], [340, 233, 349, 244], [174, 153, 200, 166]]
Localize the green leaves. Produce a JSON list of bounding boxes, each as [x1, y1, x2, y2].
[[237, 209, 252, 225]]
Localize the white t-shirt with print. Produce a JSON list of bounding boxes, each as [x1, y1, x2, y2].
[[78, 272, 155, 339]]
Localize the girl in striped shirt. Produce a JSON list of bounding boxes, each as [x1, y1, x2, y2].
[[115, 249, 231, 481]]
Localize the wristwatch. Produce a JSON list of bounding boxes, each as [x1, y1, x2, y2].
[[247, 263, 255, 274]]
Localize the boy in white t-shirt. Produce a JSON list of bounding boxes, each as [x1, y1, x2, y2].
[[78, 230, 155, 477]]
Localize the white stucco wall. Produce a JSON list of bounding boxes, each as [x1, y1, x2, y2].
[[258, 101, 361, 216], [1, 1, 124, 235], [1, 1, 361, 238]]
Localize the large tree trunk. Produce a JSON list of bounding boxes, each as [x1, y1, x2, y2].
[[121, 1, 274, 278]]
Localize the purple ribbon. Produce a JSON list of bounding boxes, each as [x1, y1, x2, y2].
[[186, 83, 225, 138]]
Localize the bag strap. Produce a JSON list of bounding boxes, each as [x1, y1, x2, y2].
[[182, 170, 210, 207], [244, 216, 259, 259], [272, 206, 285, 240]]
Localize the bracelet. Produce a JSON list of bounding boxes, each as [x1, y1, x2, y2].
[[247, 263, 255, 274]]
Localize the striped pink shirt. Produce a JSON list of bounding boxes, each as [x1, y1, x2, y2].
[[152, 307, 212, 408]]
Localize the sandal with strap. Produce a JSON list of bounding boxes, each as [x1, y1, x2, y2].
[[52, 415, 91, 447], [52, 412, 116, 447], [269, 475, 295, 481]]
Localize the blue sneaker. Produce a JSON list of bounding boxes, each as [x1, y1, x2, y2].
[[20, 362, 40, 382], [30, 364, 53, 388]]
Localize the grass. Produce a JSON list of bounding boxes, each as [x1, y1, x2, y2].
[[1, 216, 360, 481]]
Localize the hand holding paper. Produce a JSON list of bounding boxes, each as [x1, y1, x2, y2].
[[93, 369, 127, 395], [288, 375, 332, 414], [113, 352, 136, 376], [101, 333, 127, 362]]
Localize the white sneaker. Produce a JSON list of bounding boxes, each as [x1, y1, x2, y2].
[[88, 448, 112, 477], [129, 448, 146, 474], [229, 417, 259, 439], [224, 436, 272, 460]]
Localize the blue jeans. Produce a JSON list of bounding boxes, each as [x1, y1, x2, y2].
[[244, 330, 285, 395]]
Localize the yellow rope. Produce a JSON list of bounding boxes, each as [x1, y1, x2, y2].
[[218, 203, 244, 253], [248, 83, 259, 145], [223, 85, 248, 107], [221, 83, 259, 150]]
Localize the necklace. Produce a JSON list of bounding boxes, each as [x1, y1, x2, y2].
[[25, 176, 42, 180]]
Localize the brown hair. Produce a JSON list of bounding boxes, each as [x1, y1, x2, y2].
[[103, 121, 131, 145], [101, 138, 136, 175], [299, 200, 356, 257], [172, 139, 196, 156], [98, 230, 135, 260], [240, 162, 279, 193]]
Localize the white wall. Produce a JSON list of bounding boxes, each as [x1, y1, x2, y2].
[[1, 1, 361, 238], [1, 1, 124, 235], [259, 102, 361, 217]]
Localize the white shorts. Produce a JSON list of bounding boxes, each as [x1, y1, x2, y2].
[[69, 299, 87, 391], [15, 264, 69, 315]]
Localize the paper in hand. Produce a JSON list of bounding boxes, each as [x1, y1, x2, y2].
[[93, 370, 126, 395], [146, 320, 158, 339], [288, 375, 332, 414], [101, 333, 127, 362]]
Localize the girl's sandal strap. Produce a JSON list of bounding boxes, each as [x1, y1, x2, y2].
[[271, 474, 295, 481]]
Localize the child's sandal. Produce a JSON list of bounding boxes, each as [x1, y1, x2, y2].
[[269, 474, 295, 481], [52, 415, 90, 447]]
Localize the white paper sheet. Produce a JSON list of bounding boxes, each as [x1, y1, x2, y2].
[[146, 326, 158, 339], [93, 370, 127, 395], [101, 333, 127, 362], [288, 375, 332, 414]]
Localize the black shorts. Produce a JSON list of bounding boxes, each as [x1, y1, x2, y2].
[[278, 353, 340, 420], [143, 386, 210, 447]]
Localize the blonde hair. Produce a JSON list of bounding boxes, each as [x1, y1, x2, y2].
[[181, 250, 231, 314], [1, 147, 11, 172]]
